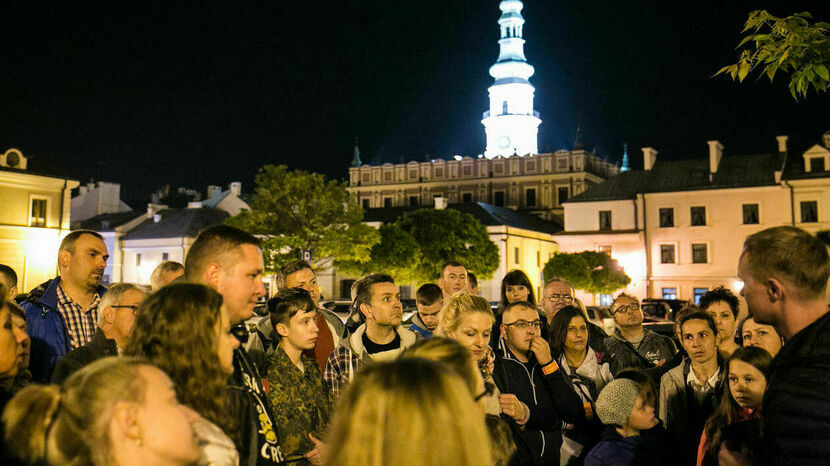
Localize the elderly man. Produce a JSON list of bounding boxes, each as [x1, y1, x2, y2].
[[51, 283, 146, 384], [149, 260, 184, 291], [738, 226, 830, 463], [21, 230, 109, 382], [541, 278, 607, 352]]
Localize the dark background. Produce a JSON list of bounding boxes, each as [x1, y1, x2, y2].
[[1, 1, 828, 204]]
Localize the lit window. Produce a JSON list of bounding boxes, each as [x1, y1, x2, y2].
[[30, 198, 47, 227], [599, 294, 612, 306], [514, 247, 520, 264], [742, 204, 759, 224], [662, 288, 677, 300], [691, 206, 706, 226], [693, 288, 708, 305], [692, 243, 708, 264]]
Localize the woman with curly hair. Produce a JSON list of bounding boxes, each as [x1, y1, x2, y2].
[[125, 283, 240, 466]]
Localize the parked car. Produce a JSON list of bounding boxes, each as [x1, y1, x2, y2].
[[585, 306, 615, 334], [643, 315, 677, 344], [641, 299, 689, 320]]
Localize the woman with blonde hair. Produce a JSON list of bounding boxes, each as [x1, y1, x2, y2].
[[325, 358, 492, 466], [124, 283, 240, 465], [3, 356, 201, 466]]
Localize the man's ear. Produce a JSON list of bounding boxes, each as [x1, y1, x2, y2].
[[275, 321, 290, 338], [359, 302, 372, 321], [204, 263, 222, 289], [102, 306, 116, 325], [767, 277, 784, 303], [58, 249, 71, 270]]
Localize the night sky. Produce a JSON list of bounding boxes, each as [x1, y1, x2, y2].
[[1, 1, 828, 204]]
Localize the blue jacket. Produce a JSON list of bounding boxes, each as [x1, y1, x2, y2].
[[20, 278, 107, 383]]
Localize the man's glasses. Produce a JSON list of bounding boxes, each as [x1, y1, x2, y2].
[[543, 294, 574, 303], [110, 305, 139, 316], [613, 303, 641, 315], [504, 320, 542, 330]]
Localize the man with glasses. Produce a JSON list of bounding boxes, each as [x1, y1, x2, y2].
[[493, 301, 583, 465], [51, 283, 146, 383], [541, 278, 608, 352], [604, 293, 676, 378]]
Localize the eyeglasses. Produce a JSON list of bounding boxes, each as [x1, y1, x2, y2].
[[543, 294, 574, 303], [110, 305, 139, 316], [504, 319, 542, 330], [613, 303, 641, 315]]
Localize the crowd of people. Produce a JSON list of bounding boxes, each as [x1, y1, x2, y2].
[[0, 224, 828, 465]]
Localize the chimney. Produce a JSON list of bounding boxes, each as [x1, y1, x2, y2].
[[642, 147, 658, 171], [78, 185, 88, 195], [707, 140, 724, 174], [776, 135, 789, 153], [153, 213, 161, 223], [207, 185, 222, 199], [229, 182, 241, 196], [434, 196, 448, 210], [823, 131, 830, 149]]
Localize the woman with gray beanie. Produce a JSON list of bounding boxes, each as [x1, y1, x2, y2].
[[584, 371, 670, 465]]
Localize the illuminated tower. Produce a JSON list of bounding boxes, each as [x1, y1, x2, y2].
[[482, 0, 541, 159]]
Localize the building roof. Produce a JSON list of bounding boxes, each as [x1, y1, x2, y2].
[[201, 191, 230, 208], [362, 202, 562, 235], [74, 211, 145, 231], [123, 207, 229, 240], [568, 152, 784, 203]]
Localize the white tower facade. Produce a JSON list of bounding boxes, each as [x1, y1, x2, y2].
[[482, 0, 541, 159]]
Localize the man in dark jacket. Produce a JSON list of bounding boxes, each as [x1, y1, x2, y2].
[[185, 225, 285, 465], [493, 301, 583, 465], [604, 293, 676, 380], [52, 283, 146, 384], [738, 226, 830, 464], [20, 230, 108, 383]]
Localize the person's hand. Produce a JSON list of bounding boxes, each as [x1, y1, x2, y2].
[[654, 359, 666, 367], [529, 335, 552, 365], [305, 434, 327, 465], [499, 394, 528, 424]]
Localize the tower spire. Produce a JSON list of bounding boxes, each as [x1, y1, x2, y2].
[[351, 138, 362, 168], [621, 143, 630, 172], [481, 0, 541, 159]]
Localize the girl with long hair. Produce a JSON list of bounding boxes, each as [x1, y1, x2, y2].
[[498, 269, 537, 312], [124, 283, 240, 466], [697, 346, 772, 466], [324, 358, 492, 466], [3, 356, 201, 466], [549, 305, 612, 463]]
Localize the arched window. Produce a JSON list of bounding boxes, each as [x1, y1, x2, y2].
[[502, 101, 509, 114]]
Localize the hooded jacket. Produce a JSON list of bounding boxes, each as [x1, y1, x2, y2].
[[20, 278, 108, 383], [604, 328, 676, 379], [405, 312, 433, 338], [492, 346, 584, 465], [323, 324, 417, 397]]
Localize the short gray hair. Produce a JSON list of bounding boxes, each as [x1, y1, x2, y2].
[[149, 261, 184, 290], [97, 283, 145, 327]]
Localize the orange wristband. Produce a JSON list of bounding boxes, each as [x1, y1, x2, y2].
[[541, 360, 559, 375]]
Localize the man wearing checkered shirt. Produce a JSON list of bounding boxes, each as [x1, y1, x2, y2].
[[21, 230, 108, 382]]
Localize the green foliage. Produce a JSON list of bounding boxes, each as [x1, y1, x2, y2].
[[716, 10, 830, 99], [226, 165, 379, 272], [397, 209, 500, 283], [342, 208, 500, 283], [543, 251, 631, 295]]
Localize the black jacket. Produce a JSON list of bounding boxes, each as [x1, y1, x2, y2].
[[51, 328, 118, 384], [493, 348, 584, 465], [229, 346, 285, 466], [604, 328, 676, 382], [760, 311, 830, 465]]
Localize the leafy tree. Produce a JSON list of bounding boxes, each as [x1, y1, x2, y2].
[[543, 251, 630, 295], [226, 165, 379, 272], [396, 208, 500, 283], [337, 222, 422, 283], [716, 10, 830, 99]]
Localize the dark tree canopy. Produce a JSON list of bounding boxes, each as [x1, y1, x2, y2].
[[544, 251, 631, 295]]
